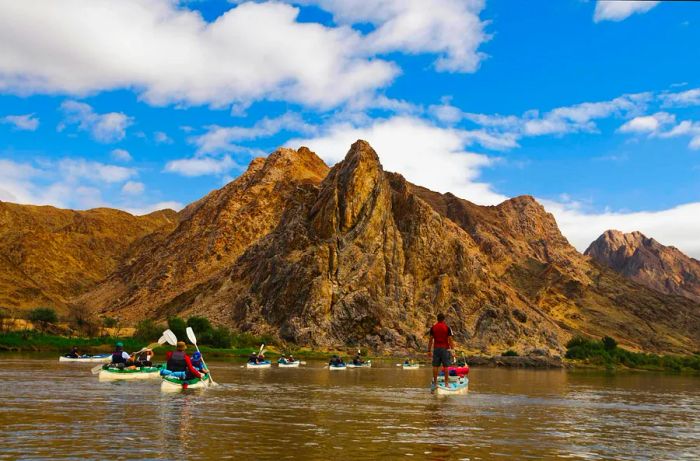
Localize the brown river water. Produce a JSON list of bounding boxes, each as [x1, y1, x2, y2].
[[0, 355, 698, 460]]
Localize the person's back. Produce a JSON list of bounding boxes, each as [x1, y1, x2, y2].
[[110, 342, 130, 366], [428, 313, 453, 389]]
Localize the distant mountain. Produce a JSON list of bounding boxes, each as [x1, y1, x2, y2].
[[2, 142, 699, 354], [586, 230, 700, 303], [0, 202, 177, 312]]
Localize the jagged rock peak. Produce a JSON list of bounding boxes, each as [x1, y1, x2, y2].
[[586, 229, 700, 303], [310, 140, 387, 238]]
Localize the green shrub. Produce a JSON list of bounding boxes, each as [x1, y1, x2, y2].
[[207, 326, 232, 349], [102, 317, 118, 328], [186, 316, 212, 335], [28, 307, 58, 330], [502, 350, 519, 357], [134, 319, 164, 342], [167, 317, 187, 341], [602, 336, 618, 351]]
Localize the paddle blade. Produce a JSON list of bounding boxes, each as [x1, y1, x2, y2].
[[258, 343, 265, 355], [186, 326, 197, 345], [163, 329, 177, 346], [91, 363, 103, 374], [158, 335, 167, 345]]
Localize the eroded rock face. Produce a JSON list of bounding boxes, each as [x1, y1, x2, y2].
[[586, 230, 700, 303], [0, 203, 176, 312], [80, 147, 329, 321], [176, 141, 699, 354], [10, 140, 698, 354]]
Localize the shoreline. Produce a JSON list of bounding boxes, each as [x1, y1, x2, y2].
[[2, 332, 698, 373]]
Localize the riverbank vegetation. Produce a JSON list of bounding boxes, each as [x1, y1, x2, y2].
[[565, 336, 700, 372]]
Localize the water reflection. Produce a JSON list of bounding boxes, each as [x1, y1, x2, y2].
[[0, 357, 698, 460]]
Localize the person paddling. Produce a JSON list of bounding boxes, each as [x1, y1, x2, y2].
[[110, 342, 131, 368], [427, 313, 453, 389], [190, 351, 209, 373], [66, 346, 80, 358], [162, 341, 204, 380]]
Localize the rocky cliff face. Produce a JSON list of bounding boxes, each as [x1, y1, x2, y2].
[[0, 202, 176, 312], [78, 147, 329, 320], [4, 142, 698, 354], [586, 230, 700, 303], [145, 141, 698, 354]]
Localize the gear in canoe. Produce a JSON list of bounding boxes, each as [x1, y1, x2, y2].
[[160, 341, 208, 380], [161, 372, 211, 392]]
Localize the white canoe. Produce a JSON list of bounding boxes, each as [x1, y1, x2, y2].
[[59, 354, 111, 363], [98, 366, 163, 381], [329, 364, 347, 370], [346, 360, 372, 368], [402, 363, 420, 369], [246, 361, 272, 369], [432, 376, 469, 395], [278, 360, 300, 368], [161, 374, 211, 392]]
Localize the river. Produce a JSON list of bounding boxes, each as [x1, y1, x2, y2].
[[0, 356, 698, 460]]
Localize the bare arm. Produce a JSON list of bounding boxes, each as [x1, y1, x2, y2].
[[427, 336, 434, 353]]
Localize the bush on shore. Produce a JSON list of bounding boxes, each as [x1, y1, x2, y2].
[[565, 336, 700, 372]]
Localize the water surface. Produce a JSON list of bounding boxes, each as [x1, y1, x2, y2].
[[1, 356, 698, 460]]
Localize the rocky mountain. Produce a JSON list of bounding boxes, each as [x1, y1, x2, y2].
[[84, 141, 697, 354], [586, 230, 700, 303], [0, 202, 177, 312], [3, 141, 698, 354]]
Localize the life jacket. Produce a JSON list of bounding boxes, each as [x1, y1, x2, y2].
[[191, 358, 203, 369], [112, 351, 127, 364], [167, 351, 187, 372]]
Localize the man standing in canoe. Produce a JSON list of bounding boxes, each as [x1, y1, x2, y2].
[[428, 313, 453, 389]]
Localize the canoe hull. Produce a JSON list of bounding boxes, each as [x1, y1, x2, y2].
[[246, 361, 271, 369], [346, 360, 371, 369], [98, 367, 162, 381], [402, 364, 420, 369], [59, 355, 110, 363], [432, 377, 469, 395], [278, 361, 300, 367], [329, 365, 347, 370], [161, 375, 211, 392]]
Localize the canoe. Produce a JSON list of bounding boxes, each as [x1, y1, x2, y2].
[[161, 373, 211, 392], [329, 363, 347, 370], [246, 361, 272, 369], [59, 354, 111, 363], [402, 363, 420, 369], [431, 376, 469, 395], [346, 360, 371, 368], [98, 365, 163, 381], [277, 360, 300, 368]]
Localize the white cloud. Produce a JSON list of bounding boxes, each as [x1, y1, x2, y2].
[[0, 1, 397, 109], [59, 100, 132, 143], [288, 116, 506, 205], [124, 200, 184, 215], [0, 159, 42, 203], [121, 180, 145, 195], [594, 1, 659, 23], [58, 158, 136, 183], [660, 88, 700, 108], [164, 155, 238, 177], [1, 113, 39, 131], [618, 112, 675, 134], [110, 148, 133, 162], [291, 0, 489, 73], [545, 200, 700, 259], [154, 131, 173, 145], [192, 112, 315, 154], [657, 120, 700, 150]]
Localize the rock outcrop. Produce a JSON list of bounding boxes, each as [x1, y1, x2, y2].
[[586, 230, 700, 303], [0, 202, 176, 312], [3, 141, 698, 354]]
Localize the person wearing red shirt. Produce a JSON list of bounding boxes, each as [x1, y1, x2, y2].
[[164, 341, 203, 380], [427, 313, 453, 389]]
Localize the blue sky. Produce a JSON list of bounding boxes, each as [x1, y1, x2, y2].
[[1, 0, 700, 256]]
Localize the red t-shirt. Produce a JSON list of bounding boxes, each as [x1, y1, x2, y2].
[[165, 351, 202, 378], [429, 321, 452, 349]]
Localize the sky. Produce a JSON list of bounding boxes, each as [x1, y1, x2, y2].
[[1, 0, 700, 257]]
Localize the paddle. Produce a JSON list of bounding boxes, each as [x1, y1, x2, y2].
[[91, 337, 166, 374], [162, 329, 177, 346], [185, 327, 217, 386]]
